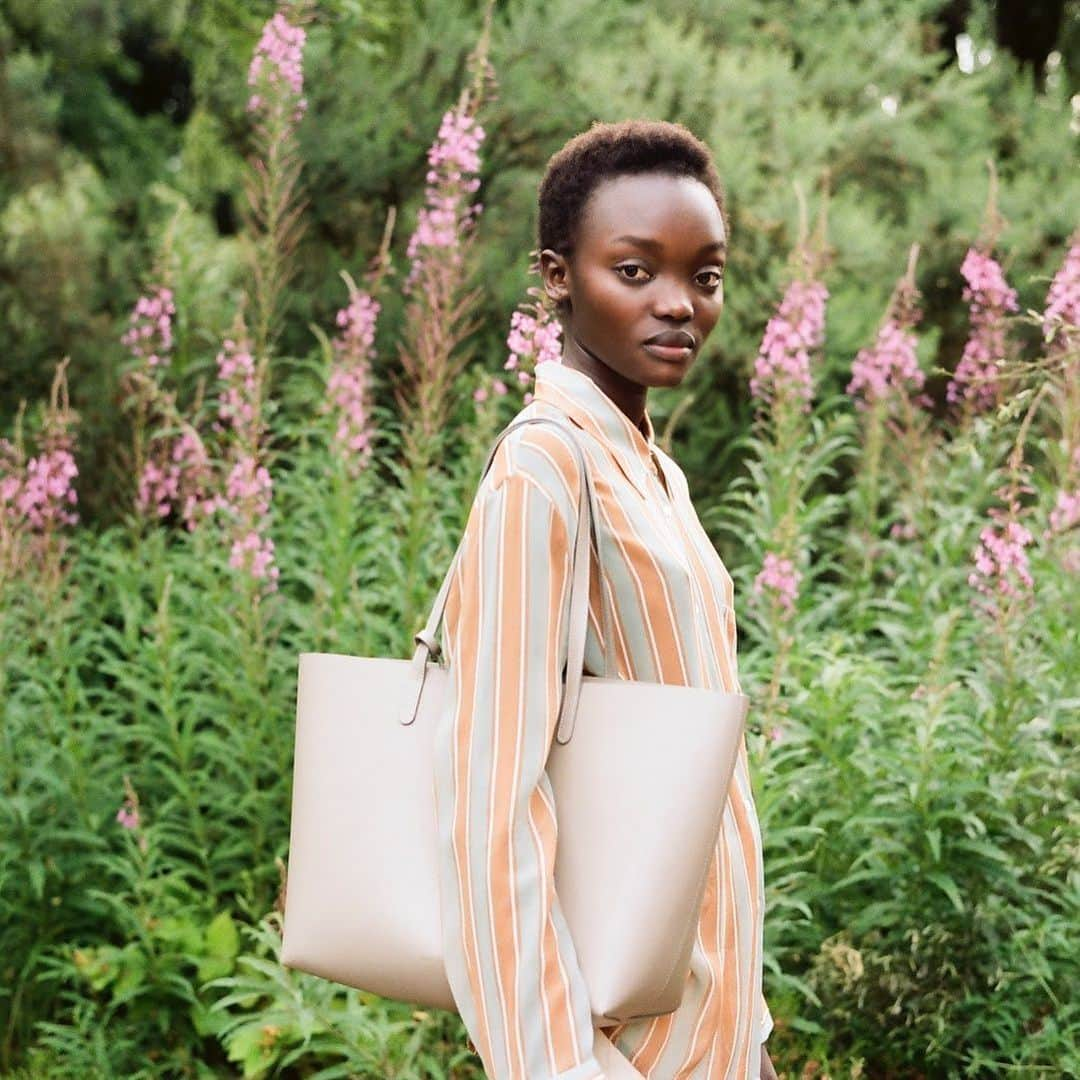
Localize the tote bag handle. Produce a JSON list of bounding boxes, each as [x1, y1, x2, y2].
[[400, 414, 610, 745]]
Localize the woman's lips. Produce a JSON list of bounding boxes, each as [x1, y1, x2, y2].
[[643, 342, 693, 362]]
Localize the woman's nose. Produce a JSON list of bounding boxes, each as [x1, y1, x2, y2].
[[651, 283, 694, 320]]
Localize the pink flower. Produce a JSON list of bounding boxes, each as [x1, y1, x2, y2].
[[472, 373, 510, 405], [210, 326, 278, 593], [247, 11, 308, 122], [218, 456, 278, 592], [0, 361, 80, 580], [1045, 489, 1080, 538], [116, 776, 142, 835], [116, 777, 148, 851], [752, 551, 802, 612], [135, 427, 224, 532], [947, 248, 1018, 414], [968, 506, 1035, 615], [1042, 231, 1080, 347], [846, 273, 931, 412], [847, 321, 924, 407], [225, 455, 272, 515], [214, 338, 260, 439], [326, 285, 379, 473], [174, 430, 226, 531], [751, 269, 828, 414], [136, 458, 180, 521], [16, 446, 79, 530], [404, 104, 486, 292], [121, 285, 176, 371], [229, 529, 280, 585], [504, 302, 563, 397]]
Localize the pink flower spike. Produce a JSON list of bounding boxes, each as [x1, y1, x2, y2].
[[752, 551, 802, 612], [325, 283, 379, 477], [1042, 230, 1080, 350], [946, 247, 1019, 415], [846, 271, 926, 413], [246, 11, 308, 122], [968, 495, 1036, 617], [403, 103, 487, 292], [122, 285, 177, 373], [751, 271, 828, 415]]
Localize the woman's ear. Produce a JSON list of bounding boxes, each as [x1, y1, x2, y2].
[[538, 248, 571, 308]]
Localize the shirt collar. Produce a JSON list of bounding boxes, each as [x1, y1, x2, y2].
[[531, 359, 657, 498]]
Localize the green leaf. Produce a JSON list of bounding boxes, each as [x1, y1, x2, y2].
[[225, 1022, 275, 1078], [206, 910, 240, 960], [789, 1015, 825, 1034], [926, 826, 941, 863], [197, 953, 234, 983], [926, 871, 965, 913]]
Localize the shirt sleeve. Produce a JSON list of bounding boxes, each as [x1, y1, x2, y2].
[[432, 455, 605, 1080]]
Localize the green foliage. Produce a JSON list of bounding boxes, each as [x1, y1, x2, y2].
[[207, 916, 482, 1079], [710, 394, 1080, 1075], [4, 309, 1078, 1076], [2, 0, 1078, 1076], [2, 0, 1078, 524]]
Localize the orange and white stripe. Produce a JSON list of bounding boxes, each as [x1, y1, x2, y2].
[[433, 359, 771, 1079]]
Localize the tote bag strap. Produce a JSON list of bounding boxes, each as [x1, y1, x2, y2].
[[400, 413, 606, 745]]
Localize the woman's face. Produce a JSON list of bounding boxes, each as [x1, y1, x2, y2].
[[540, 171, 727, 393]]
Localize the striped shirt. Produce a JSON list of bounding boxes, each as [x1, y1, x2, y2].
[[433, 358, 772, 1079]]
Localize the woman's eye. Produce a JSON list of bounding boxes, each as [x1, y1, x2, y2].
[[615, 264, 723, 289]]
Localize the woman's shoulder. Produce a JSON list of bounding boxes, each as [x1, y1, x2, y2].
[[482, 402, 585, 531]]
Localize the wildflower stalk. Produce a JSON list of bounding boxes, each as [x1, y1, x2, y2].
[[242, 2, 313, 366], [321, 208, 395, 478], [946, 160, 1020, 421], [392, 7, 496, 638], [967, 382, 1050, 717], [213, 315, 280, 625], [748, 182, 830, 736], [0, 400, 28, 589], [122, 370, 223, 536], [229, 5, 311, 660], [847, 243, 931, 579], [907, 610, 963, 871], [0, 358, 80, 596], [308, 210, 396, 653], [1040, 229, 1080, 533]]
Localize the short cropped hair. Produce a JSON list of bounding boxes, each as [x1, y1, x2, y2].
[[536, 119, 730, 319]]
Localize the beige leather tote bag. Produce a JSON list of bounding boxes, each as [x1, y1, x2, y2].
[[281, 414, 750, 1023]]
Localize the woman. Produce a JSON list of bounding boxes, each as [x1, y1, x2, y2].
[[432, 119, 777, 1080]]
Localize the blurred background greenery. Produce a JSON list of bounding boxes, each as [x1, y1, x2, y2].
[[1, 1, 1077, 1077], [2, 0, 1078, 520]]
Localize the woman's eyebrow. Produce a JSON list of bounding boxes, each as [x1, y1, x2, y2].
[[612, 234, 727, 255]]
